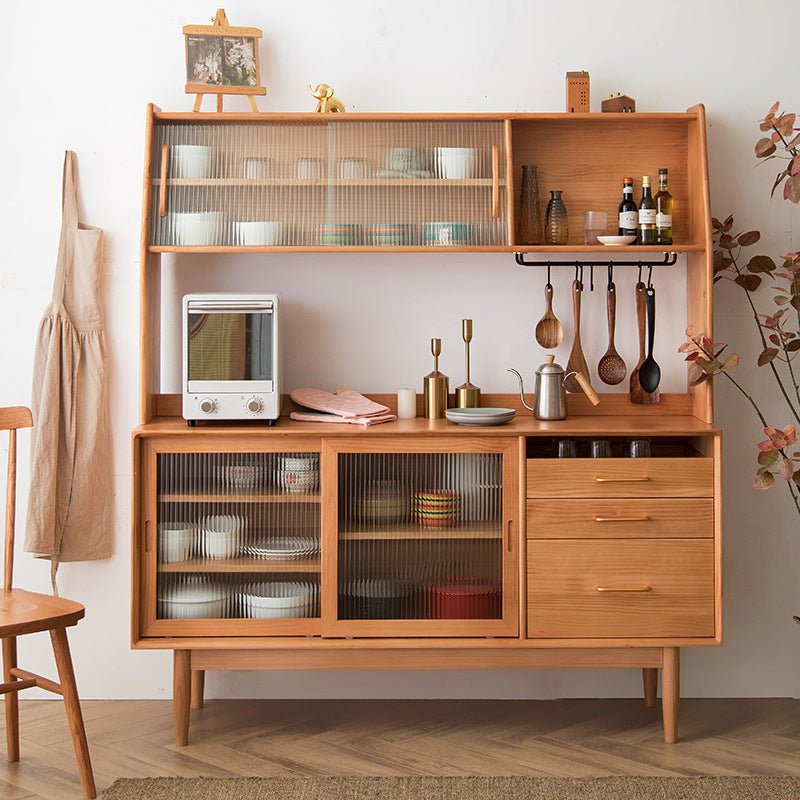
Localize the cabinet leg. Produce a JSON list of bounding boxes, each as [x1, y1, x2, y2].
[[642, 667, 658, 708], [173, 650, 191, 746], [2, 637, 20, 762], [661, 647, 680, 743], [191, 669, 205, 710]]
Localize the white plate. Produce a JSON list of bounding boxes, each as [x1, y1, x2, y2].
[[597, 235, 636, 246], [445, 408, 516, 426]]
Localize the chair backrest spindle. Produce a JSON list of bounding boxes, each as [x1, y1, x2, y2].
[[1, 406, 33, 592]]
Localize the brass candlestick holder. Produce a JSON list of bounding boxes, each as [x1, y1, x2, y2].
[[455, 319, 481, 408], [423, 338, 449, 419]]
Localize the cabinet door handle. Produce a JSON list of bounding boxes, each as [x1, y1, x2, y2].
[[595, 585, 651, 593], [491, 145, 500, 219], [144, 520, 153, 553], [506, 519, 513, 552], [159, 144, 168, 218], [594, 516, 650, 522], [594, 476, 650, 483]]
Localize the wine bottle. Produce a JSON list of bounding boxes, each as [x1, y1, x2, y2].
[[618, 178, 637, 237], [637, 175, 656, 245], [655, 168, 673, 245]]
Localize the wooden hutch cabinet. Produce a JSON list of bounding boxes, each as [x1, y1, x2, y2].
[[133, 103, 719, 746]]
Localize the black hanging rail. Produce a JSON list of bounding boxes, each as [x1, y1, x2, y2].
[[513, 251, 678, 269]]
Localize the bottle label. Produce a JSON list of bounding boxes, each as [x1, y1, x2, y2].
[[656, 212, 672, 228], [619, 211, 637, 230], [639, 208, 656, 225]]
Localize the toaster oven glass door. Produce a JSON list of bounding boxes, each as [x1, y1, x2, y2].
[[186, 301, 274, 393]]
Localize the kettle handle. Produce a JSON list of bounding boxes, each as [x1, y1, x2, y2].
[[563, 370, 600, 406]]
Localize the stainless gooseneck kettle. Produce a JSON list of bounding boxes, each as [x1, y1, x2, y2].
[[509, 355, 599, 420]]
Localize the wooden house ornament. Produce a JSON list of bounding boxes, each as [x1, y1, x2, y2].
[[602, 94, 636, 113], [566, 71, 590, 113]]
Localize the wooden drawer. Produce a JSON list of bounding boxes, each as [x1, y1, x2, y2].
[[527, 539, 715, 638], [526, 457, 713, 499], [526, 498, 714, 539]]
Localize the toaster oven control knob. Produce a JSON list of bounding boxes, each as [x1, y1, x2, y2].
[[198, 398, 216, 414], [246, 397, 263, 415]]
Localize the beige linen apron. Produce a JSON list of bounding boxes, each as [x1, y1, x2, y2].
[[25, 151, 113, 573]]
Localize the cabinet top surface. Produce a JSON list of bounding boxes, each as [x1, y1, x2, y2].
[[133, 415, 720, 439]]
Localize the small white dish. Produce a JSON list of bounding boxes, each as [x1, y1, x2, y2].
[[445, 408, 516, 426], [597, 235, 636, 246]]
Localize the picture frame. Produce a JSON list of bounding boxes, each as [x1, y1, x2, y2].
[[183, 9, 266, 112]]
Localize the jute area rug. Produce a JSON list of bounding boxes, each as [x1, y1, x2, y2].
[[100, 775, 800, 799]]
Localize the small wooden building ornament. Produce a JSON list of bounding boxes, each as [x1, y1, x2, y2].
[[184, 8, 266, 112], [602, 93, 636, 113], [566, 71, 590, 113]]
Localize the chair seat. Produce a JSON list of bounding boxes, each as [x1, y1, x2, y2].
[[0, 588, 85, 637]]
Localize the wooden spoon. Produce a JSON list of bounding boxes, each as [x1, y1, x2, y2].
[[638, 286, 662, 394], [597, 282, 627, 385], [630, 282, 660, 404], [564, 279, 590, 393], [534, 283, 563, 348]]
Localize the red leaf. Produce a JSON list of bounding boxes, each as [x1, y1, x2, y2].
[[755, 469, 775, 489], [777, 456, 795, 481], [791, 155, 800, 176], [758, 347, 779, 366], [738, 230, 760, 246], [756, 137, 777, 158], [770, 334, 781, 345], [735, 274, 762, 291], [748, 254, 776, 273]]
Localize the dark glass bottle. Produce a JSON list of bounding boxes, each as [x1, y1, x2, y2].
[[618, 177, 637, 237], [637, 175, 656, 245], [545, 190, 568, 245], [655, 168, 674, 245], [517, 165, 543, 244]]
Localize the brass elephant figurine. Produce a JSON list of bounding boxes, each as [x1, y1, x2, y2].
[[309, 83, 345, 113]]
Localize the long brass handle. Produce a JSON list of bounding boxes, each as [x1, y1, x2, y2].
[[506, 519, 513, 552], [491, 145, 500, 219], [594, 516, 650, 522], [159, 144, 168, 218], [594, 476, 650, 483], [596, 585, 652, 593]]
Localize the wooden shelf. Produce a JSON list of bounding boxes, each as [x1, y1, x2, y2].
[[158, 557, 321, 573], [339, 521, 502, 541], [158, 491, 320, 504], [153, 178, 505, 188]]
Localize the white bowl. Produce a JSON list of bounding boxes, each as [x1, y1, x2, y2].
[[235, 221, 285, 246], [241, 156, 275, 178], [597, 235, 637, 246], [277, 469, 319, 493], [170, 145, 213, 179], [435, 147, 479, 179], [158, 581, 226, 619], [218, 464, 266, 488], [173, 211, 224, 246], [157, 522, 196, 563], [203, 530, 239, 559], [203, 514, 242, 533]]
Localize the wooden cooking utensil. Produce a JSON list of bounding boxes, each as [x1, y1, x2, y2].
[[565, 279, 590, 393], [630, 281, 660, 404], [597, 281, 627, 385], [638, 286, 662, 393], [534, 283, 564, 348]]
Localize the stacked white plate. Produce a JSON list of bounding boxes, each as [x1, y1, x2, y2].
[[243, 536, 319, 560], [243, 581, 319, 618], [444, 407, 516, 426]]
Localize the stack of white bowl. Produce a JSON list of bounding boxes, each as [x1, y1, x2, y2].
[[243, 581, 319, 618], [201, 514, 244, 559], [217, 462, 266, 489], [157, 521, 196, 563], [276, 455, 320, 493], [158, 578, 227, 619]]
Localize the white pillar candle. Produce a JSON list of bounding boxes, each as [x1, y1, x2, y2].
[[397, 388, 417, 419]]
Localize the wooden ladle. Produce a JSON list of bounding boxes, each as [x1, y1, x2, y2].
[[564, 279, 590, 393], [535, 283, 563, 348], [597, 281, 626, 385]]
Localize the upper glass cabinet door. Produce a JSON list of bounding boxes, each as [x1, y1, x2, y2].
[[147, 118, 508, 249]]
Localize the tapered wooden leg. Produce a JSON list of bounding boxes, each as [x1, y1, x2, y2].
[[642, 667, 658, 708], [173, 650, 191, 746], [2, 637, 20, 762], [191, 669, 205, 710], [661, 647, 680, 743], [50, 628, 96, 799]]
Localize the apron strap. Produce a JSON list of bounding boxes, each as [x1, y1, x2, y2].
[[52, 151, 79, 302]]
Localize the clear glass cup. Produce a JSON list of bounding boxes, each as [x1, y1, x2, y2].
[[629, 437, 652, 458], [583, 211, 609, 245], [556, 438, 576, 458], [590, 439, 612, 458]]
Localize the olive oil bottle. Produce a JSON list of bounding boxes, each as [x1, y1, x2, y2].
[[655, 168, 674, 245], [637, 175, 656, 245]]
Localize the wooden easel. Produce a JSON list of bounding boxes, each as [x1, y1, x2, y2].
[[184, 9, 266, 113]]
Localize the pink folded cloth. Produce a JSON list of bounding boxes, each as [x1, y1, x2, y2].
[[289, 386, 396, 426]]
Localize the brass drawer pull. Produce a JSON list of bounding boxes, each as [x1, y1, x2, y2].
[[596, 585, 652, 593], [594, 516, 650, 522], [594, 476, 650, 483]]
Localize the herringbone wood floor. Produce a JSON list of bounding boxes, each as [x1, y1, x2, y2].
[[2, 698, 799, 799]]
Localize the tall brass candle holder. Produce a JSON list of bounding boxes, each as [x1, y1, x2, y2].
[[455, 319, 481, 408], [423, 338, 449, 419]]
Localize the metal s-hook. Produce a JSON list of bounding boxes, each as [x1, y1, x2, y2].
[[647, 263, 654, 288], [637, 262, 642, 284], [546, 261, 552, 287]]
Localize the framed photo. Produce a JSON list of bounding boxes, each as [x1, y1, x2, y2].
[[183, 10, 266, 103]]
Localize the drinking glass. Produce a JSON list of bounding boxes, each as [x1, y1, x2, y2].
[[589, 439, 611, 458], [556, 439, 576, 458], [629, 437, 652, 458]]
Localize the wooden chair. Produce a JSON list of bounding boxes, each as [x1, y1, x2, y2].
[[0, 406, 96, 798]]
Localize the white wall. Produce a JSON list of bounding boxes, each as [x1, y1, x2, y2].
[[2, 0, 798, 700]]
